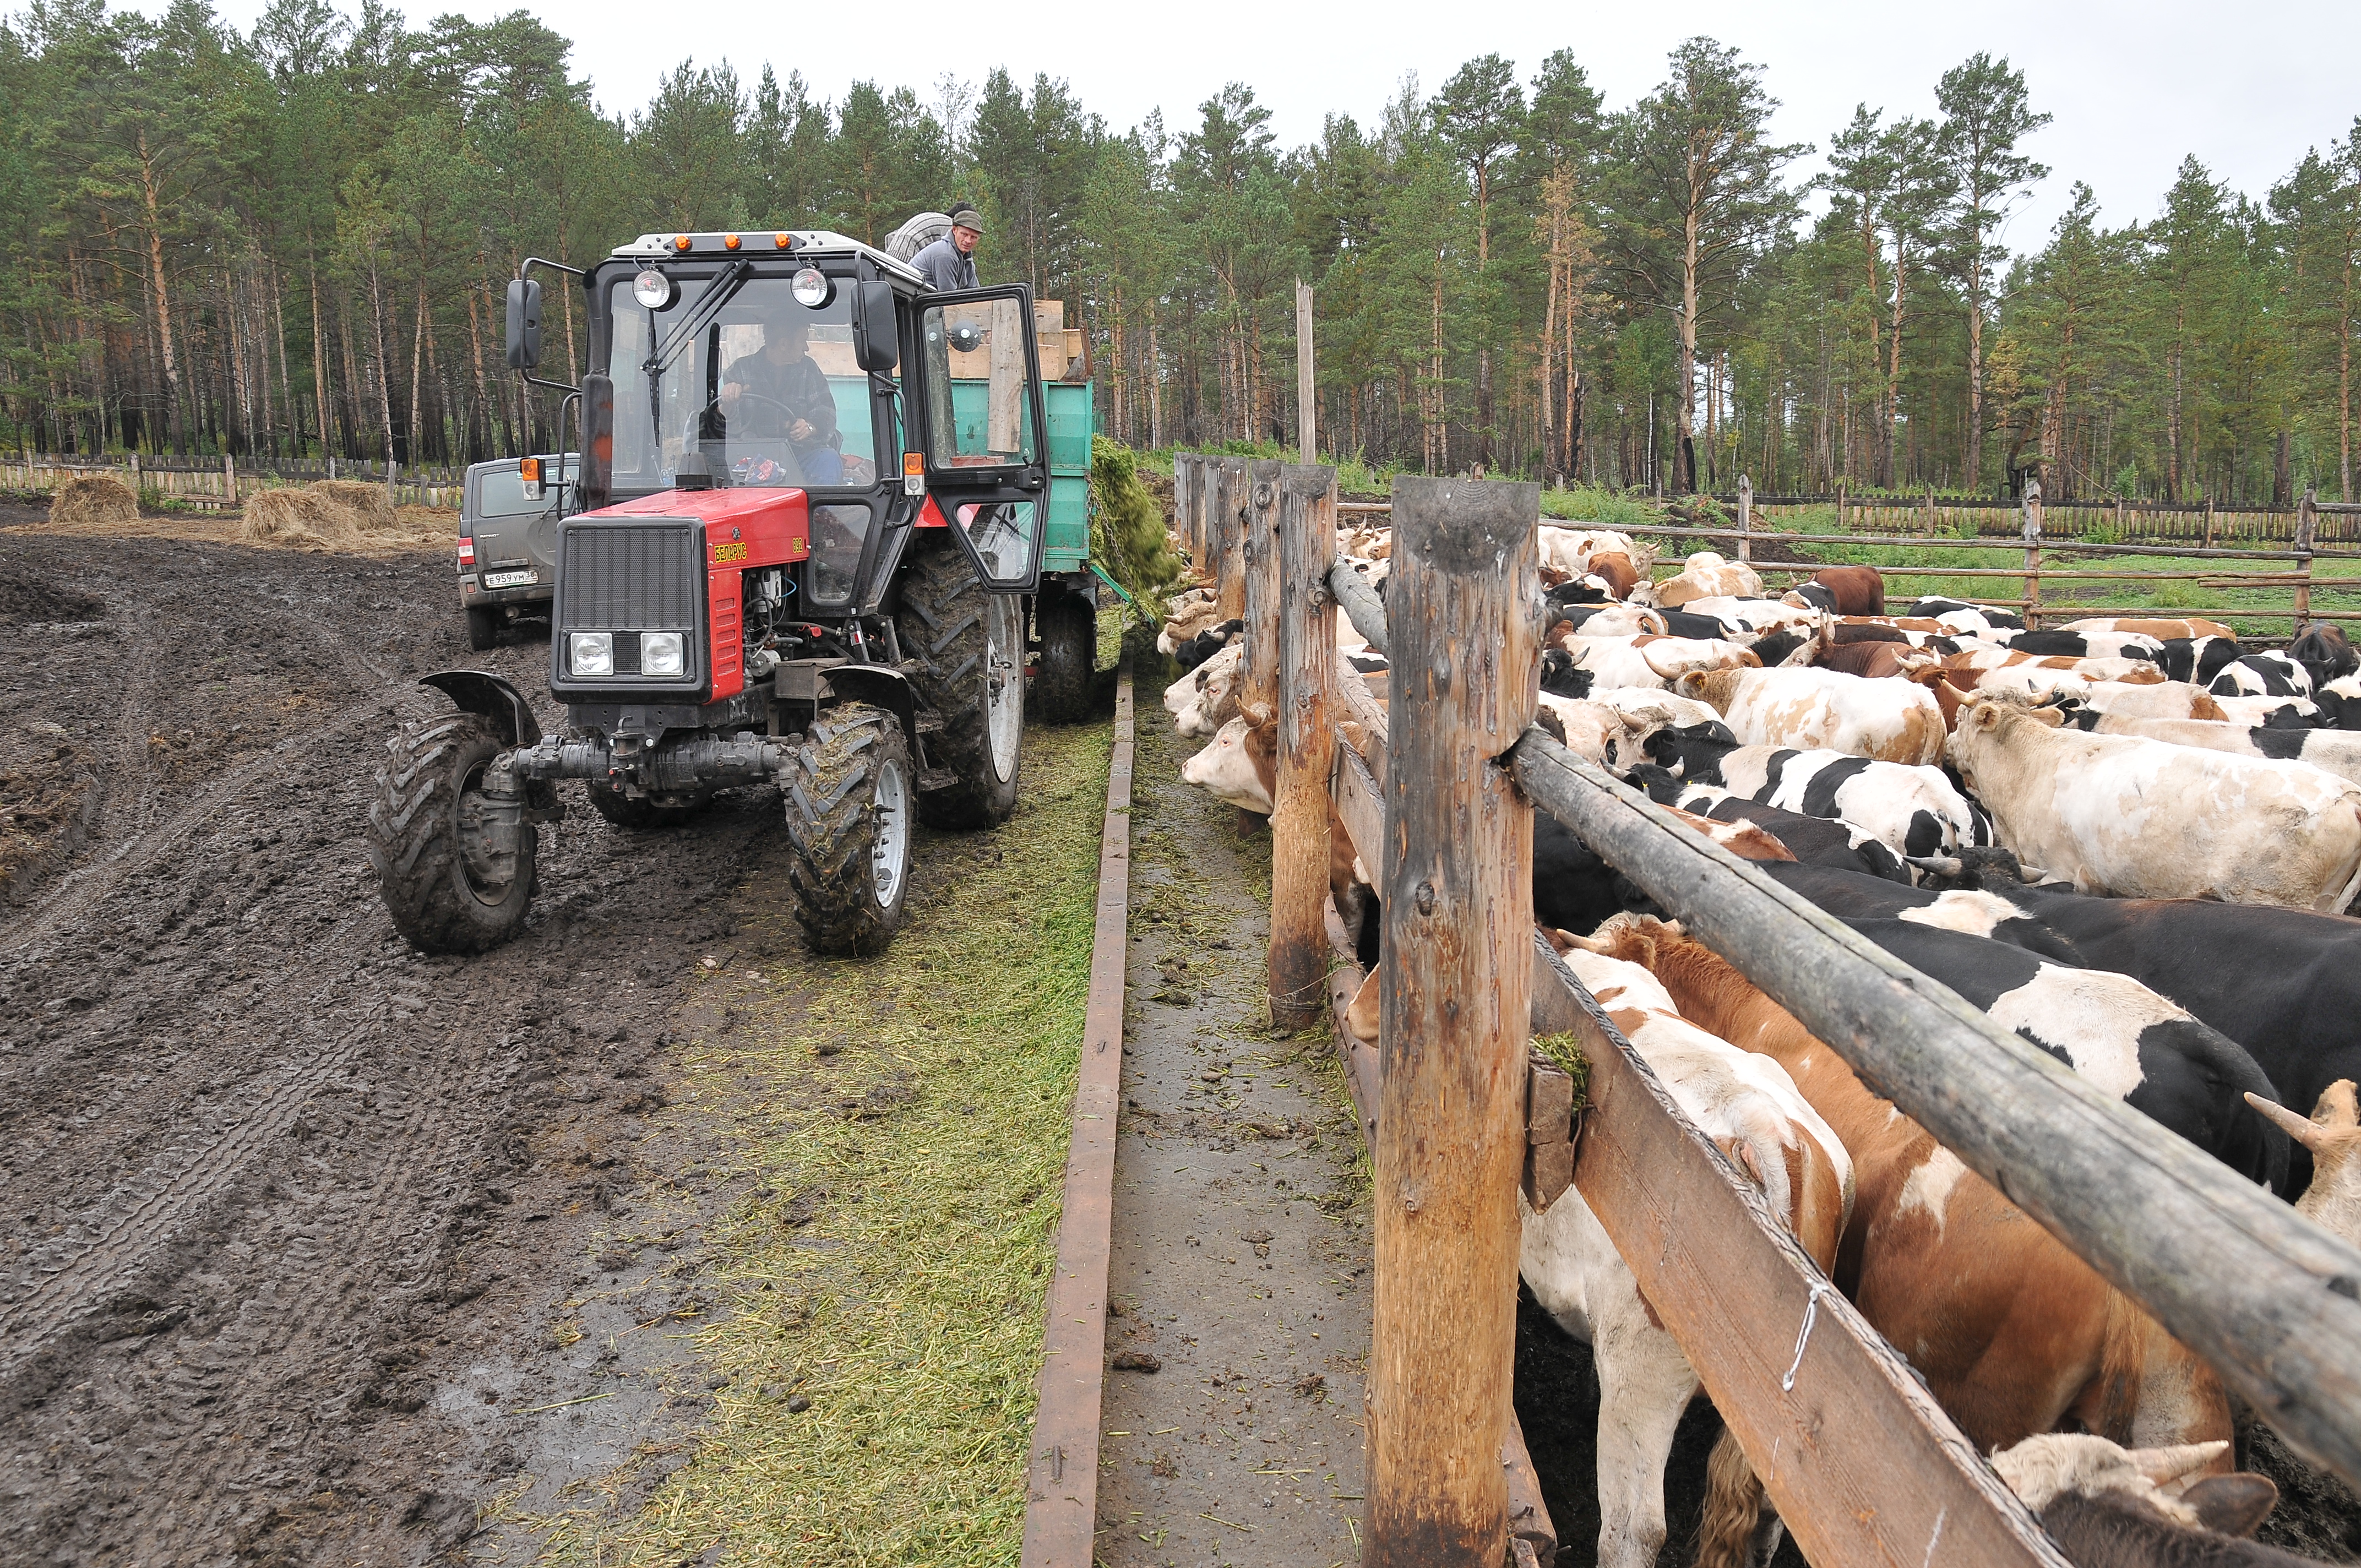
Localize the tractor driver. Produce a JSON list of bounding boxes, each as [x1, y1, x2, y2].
[[718, 312, 844, 484]]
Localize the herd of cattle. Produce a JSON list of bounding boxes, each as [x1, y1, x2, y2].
[[1152, 518, 2361, 1567]]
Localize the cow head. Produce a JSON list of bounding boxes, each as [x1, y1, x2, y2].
[[1180, 717, 1275, 813], [1782, 582, 1838, 613], [1539, 647, 1595, 700], [1641, 720, 1739, 783], [1991, 1434, 2271, 1539], [2291, 623, 2359, 688], [2244, 1081, 2361, 1245]]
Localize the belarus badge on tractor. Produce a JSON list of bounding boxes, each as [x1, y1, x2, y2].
[[367, 230, 1061, 957]]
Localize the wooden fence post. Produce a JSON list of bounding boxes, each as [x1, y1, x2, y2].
[[1269, 464, 1337, 1031], [1239, 459, 1285, 727], [1370, 475, 1539, 1568], [224, 453, 237, 505], [1297, 281, 1317, 466], [1925, 483, 1937, 536], [1215, 456, 1250, 621], [1736, 473, 1753, 563], [2204, 492, 2216, 549], [1171, 454, 1195, 571], [2022, 480, 2044, 629], [2297, 486, 2319, 631]]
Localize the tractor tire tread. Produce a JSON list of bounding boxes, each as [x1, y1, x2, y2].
[[364, 712, 536, 954], [779, 704, 910, 956]]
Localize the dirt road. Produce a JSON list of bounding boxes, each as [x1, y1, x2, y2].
[[0, 515, 761, 1564]]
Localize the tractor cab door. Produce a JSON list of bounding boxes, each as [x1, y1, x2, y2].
[[915, 286, 1050, 594]]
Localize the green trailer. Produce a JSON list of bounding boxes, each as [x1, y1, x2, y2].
[[939, 377, 1104, 722]]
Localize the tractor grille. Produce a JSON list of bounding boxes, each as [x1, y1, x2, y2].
[[557, 521, 701, 629]]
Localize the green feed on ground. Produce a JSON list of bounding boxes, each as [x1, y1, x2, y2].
[[529, 722, 1113, 1567]]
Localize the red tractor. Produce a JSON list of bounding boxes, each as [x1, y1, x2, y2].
[[367, 230, 1053, 956]]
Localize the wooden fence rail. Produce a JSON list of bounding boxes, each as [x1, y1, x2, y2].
[[1168, 447, 2361, 1568], [1, 451, 466, 510], [1330, 480, 2361, 629]]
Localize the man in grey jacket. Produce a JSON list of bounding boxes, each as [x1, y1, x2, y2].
[[912, 204, 982, 292]]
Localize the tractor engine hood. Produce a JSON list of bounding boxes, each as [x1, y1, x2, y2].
[[549, 487, 811, 704]]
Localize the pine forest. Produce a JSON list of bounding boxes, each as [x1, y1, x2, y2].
[[4, 0, 2359, 502]]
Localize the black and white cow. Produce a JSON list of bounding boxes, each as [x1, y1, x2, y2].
[[1625, 763, 1914, 883], [1912, 596, 2027, 631], [2210, 650, 2313, 699], [1994, 628, 2166, 662], [2155, 636, 2245, 688], [1763, 859, 2360, 1197], [1642, 723, 1994, 867]]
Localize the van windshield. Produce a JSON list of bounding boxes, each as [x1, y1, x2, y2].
[[605, 275, 890, 491]]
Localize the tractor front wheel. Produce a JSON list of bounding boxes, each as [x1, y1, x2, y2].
[[366, 712, 537, 954], [781, 703, 914, 956]]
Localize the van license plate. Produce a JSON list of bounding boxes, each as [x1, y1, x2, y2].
[[482, 569, 537, 588]]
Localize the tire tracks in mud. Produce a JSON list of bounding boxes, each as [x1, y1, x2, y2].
[[0, 523, 774, 1565]]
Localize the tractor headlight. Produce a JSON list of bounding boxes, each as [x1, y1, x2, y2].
[[569, 631, 614, 676], [641, 631, 687, 676], [791, 266, 832, 308], [634, 268, 677, 310]]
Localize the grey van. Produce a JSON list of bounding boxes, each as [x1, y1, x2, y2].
[[457, 454, 574, 649]]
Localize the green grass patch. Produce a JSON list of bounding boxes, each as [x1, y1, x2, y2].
[[1737, 510, 2326, 638], [1541, 484, 1667, 529], [1530, 1032, 1592, 1114], [529, 722, 1114, 1567]]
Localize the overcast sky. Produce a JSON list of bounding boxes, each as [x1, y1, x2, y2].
[[164, 0, 2360, 246]]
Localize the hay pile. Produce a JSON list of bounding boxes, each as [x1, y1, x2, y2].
[[50, 474, 140, 528], [240, 481, 452, 552]]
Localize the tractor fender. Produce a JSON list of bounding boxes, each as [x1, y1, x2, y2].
[[420, 669, 543, 748], [824, 665, 918, 754]]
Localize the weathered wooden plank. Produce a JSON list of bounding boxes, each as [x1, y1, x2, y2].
[[1238, 459, 1285, 727], [1509, 733, 2361, 1488], [1321, 896, 1380, 1147], [1018, 663, 1138, 1568], [1214, 457, 1249, 622], [1368, 476, 1539, 1568], [1533, 932, 2066, 1567], [1329, 731, 1382, 870], [1269, 464, 1339, 1032]]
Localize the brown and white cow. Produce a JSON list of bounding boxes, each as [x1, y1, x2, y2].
[[1650, 551, 1764, 608], [2245, 1081, 2361, 1246], [1781, 564, 1885, 617], [1677, 665, 1947, 765], [1579, 918, 2233, 1535], [2067, 615, 2238, 643], [1947, 696, 2361, 911]]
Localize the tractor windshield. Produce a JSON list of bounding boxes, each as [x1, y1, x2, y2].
[[606, 275, 889, 492]]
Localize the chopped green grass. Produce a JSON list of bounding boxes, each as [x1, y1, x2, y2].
[[526, 722, 1114, 1566], [1530, 1032, 1592, 1114]]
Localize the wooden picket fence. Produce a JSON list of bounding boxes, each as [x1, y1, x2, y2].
[[1702, 485, 2360, 547], [1346, 476, 2361, 631], [1, 452, 465, 510], [1174, 450, 2361, 1568]]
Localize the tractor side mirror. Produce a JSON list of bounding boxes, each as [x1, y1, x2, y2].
[[852, 280, 898, 374], [579, 373, 614, 511], [505, 279, 543, 370]]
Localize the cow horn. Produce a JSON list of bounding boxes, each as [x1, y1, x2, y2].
[[2017, 864, 2049, 884], [2125, 1440, 2230, 1486], [2243, 1091, 2332, 1152], [1904, 854, 1965, 876]]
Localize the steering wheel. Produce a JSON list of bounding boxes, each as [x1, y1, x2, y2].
[[709, 388, 809, 434]]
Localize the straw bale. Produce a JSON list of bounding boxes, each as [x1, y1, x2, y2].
[[49, 473, 140, 528]]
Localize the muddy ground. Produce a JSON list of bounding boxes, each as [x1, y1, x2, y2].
[[0, 509, 776, 1565]]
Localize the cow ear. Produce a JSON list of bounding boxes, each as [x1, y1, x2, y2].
[[2026, 706, 2065, 729], [2315, 1080, 2360, 1130], [2180, 1473, 2278, 1538]]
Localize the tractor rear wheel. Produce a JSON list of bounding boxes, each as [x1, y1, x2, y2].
[[896, 543, 1021, 829], [1032, 590, 1097, 726], [366, 712, 537, 954], [585, 782, 713, 829], [781, 703, 913, 956]]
